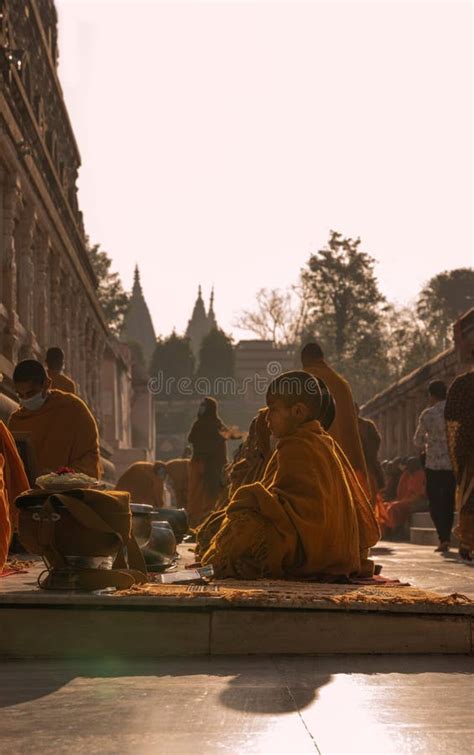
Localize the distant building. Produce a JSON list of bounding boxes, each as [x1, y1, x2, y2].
[[186, 286, 218, 360], [122, 266, 157, 369], [235, 340, 295, 406]]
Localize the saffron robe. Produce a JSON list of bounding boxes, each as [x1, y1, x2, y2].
[[0, 421, 30, 530], [305, 361, 368, 482], [9, 390, 101, 479], [0, 455, 11, 573], [358, 415, 384, 506], [379, 469, 426, 534], [116, 462, 164, 509], [165, 459, 190, 509], [47, 371, 76, 395], [201, 420, 379, 580]]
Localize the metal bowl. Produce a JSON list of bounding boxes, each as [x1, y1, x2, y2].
[[142, 521, 177, 569], [151, 508, 189, 543], [130, 503, 153, 547]]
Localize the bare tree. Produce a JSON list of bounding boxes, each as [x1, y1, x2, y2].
[[234, 286, 310, 345]]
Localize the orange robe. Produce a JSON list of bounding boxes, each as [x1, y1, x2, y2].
[[116, 462, 164, 508], [201, 420, 379, 579], [165, 459, 190, 509], [0, 455, 11, 573], [304, 360, 368, 483], [47, 371, 77, 394], [9, 390, 101, 479], [0, 421, 30, 530], [379, 469, 426, 534]]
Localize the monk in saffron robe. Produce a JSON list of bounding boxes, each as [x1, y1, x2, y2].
[[0, 421, 30, 530], [201, 371, 379, 580], [165, 458, 190, 509], [187, 398, 230, 528], [379, 457, 426, 536], [116, 461, 165, 508], [301, 343, 368, 487], [9, 360, 100, 479], [45, 346, 76, 394]]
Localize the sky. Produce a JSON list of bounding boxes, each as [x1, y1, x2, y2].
[[56, 0, 473, 340]]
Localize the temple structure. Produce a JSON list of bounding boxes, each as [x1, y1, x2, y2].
[[122, 266, 156, 369], [186, 286, 217, 360], [0, 1, 155, 478], [362, 309, 474, 460]]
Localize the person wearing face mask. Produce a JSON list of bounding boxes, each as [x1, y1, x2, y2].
[[8, 360, 101, 480]]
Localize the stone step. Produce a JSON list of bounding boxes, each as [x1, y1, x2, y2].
[[411, 512, 459, 528], [410, 527, 439, 546]]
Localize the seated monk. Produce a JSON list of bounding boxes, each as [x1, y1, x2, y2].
[[116, 461, 165, 509], [45, 346, 76, 394], [9, 360, 100, 479], [379, 457, 426, 537], [164, 458, 190, 509], [196, 383, 337, 557], [201, 371, 379, 580], [0, 420, 30, 531]]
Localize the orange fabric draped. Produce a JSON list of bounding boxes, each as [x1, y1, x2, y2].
[[201, 421, 379, 580], [47, 371, 77, 394], [187, 458, 219, 528], [116, 462, 164, 509], [379, 469, 426, 533], [0, 455, 11, 573], [304, 361, 368, 483], [0, 421, 30, 530], [165, 459, 190, 509], [9, 390, 100, 479]]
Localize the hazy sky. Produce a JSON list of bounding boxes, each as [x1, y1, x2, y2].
[[56, 0, 472, 339]]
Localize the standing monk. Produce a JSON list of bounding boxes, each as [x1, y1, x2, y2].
[[301, 343, 368, 485], [187, 398, 229, 528], [45, 347, 76, 394], [9, 360, 100, 479], [356, 405, 385, 507]]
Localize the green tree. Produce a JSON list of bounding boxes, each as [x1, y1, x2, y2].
[[87, 242, 130, 334], [417, 268, 474, 350], [150, 332, 195, 397], [302, 231, 390, 402], [197, 328, 235, 391], [383, 306, 439, 381]]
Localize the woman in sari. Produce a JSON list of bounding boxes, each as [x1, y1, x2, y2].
[[445, 372, 474, 561]]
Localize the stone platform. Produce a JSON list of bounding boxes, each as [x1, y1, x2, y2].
[[1, 543, 473, 658]]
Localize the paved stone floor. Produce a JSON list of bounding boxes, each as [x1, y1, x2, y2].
[[1, 542, 473, 754]]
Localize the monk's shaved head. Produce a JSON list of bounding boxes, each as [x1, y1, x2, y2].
[[46, 347, 65, 370], [267, 371, 322, 421], [301, 342, 324, 366], [13, 360, 47, 388]]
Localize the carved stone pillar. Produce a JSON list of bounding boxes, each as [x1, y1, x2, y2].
[[49, 254, 62, 346], [76, 304, 87, 399], [68, 284, 80, 383], [15, 201, 37, 335], [1, 172, 21, 362], [60, 269, 72, 370], [34, 229, 50, 352]]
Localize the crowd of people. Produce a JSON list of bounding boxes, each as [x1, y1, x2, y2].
[[0, 342, 472, 578]]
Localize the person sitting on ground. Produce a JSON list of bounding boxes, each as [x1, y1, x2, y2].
[[45, 347, 76, 395], [301, 343, 369, 489], [200, 371, 379, 580], [116, 461, 166, 509], [0, 419, 30, 532], [378, 457, 426, 538], [9, 360, 100, 479], [383, 458, 403, 501], [164, 458, 190, 510]]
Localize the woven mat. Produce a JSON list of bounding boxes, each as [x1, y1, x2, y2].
[[0, 559, 37, 578], [116, 579, 473, 607]]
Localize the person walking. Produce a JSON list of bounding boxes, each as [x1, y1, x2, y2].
[[414, 380, 456, 553]]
